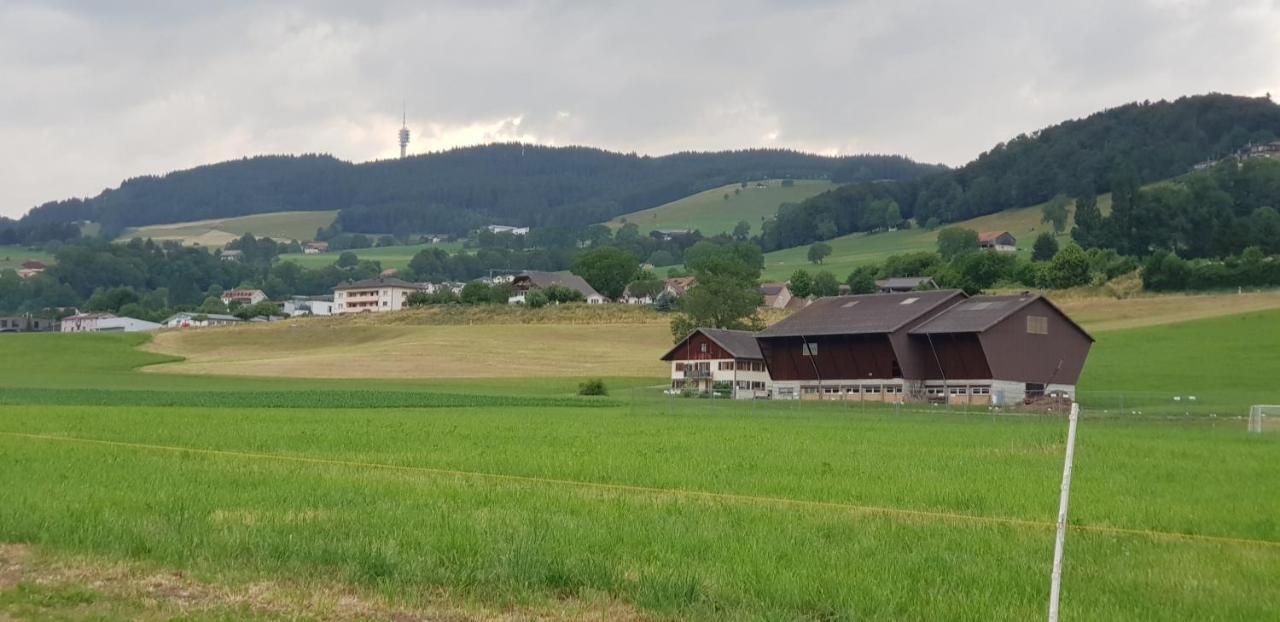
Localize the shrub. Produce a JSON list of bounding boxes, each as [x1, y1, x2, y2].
[[578, 378, 608, 396]]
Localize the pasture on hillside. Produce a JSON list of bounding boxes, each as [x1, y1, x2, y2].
[[277, 240, 464, 270], [760, 194, 1114, 281], [116, 210, 340, 247], [0, 318, 1278, 619], [0, 245, 54, 271], [607, 179, 837, 237]]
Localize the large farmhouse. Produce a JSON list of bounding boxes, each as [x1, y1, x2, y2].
[[661, 328, 770, 399], [665, 290, 1092, 405]]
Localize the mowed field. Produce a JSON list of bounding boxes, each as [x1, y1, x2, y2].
[[607, 179, 837, 236], [760, 195, 1113, 281], [1, 310, 1278, 619], [117, 210, 340, 247], [0, 245, 54, 271], [277, 240, 464, 270]]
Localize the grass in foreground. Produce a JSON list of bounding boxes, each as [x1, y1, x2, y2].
[[607, 180, 837, 237]]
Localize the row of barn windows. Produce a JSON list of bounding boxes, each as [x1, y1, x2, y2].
[[792, 385, 993, 395], [674, 361, 766, 372]]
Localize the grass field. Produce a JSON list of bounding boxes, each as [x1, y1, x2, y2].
[[0, 245, 54, 271], [277, 240, 463, 270], [761, 195, 1114, 281], [117, 210, 340, 247], [607, 179, 837, 236], [2, 301, 1279, 619]]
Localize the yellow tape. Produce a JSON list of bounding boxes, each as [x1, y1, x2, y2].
[[2, 431, 1277, 550]]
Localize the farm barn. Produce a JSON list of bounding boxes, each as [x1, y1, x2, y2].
[[662, 328, 771, 399], [688, 290, 1095, 404]]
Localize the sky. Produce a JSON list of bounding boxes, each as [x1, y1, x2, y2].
[[2, 0, 1279, 218]]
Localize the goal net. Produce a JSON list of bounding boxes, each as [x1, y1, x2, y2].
[[1249, 405, 1279, 434]]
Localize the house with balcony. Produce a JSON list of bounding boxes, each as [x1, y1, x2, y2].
[[660, 328, 771, 399], [221, 289, 267, 306], [333, 277, 423, 314]]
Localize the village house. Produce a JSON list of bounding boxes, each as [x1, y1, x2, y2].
[[753, 290, 1092, 404], [61, 313, 161, 333], [0, 316, 55, 333], [333, 277, 423, 314], [303, 242, 329, 254], [661, 328, 771, 399], [978, 231, 1017, 252], [509, 271, 606, 304], [758, 282, 793, 309], [662, 276, 696, 298], [651, 229, 694, 241], [282, 295, 335, 316], [875, 276, 938, 293], [221, 289, 268, 306], [162, 312, 243, 329], [219, 249, 243, 262], [485, 224, 530, 235]]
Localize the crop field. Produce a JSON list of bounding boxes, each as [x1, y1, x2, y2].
[[760, 195, 1113, 281], [116, 210, 340, 247], [607, 179, 837, 236], [0, 245, 54, 271], [2, 304, 1279, 619], [277, 240, 464, 270]]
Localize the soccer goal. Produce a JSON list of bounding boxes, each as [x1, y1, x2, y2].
[[1249, 405, 1279, 434]]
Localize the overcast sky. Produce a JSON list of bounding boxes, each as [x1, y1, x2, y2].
[[2, 0, 1278, 218]]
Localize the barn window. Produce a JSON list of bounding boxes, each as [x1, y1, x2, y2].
[[802, 342, 818, 356], [700, 343, 708, 353], [1027, 315, 1049, 334]]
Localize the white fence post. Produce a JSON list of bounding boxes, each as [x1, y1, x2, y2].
[[1048, 402, 1080, 622]]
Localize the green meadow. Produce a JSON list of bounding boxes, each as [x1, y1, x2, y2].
[[608, 179, 837, 237], [277, 240, 464, 270], [117, 210, 340, 247], [0, 245, 55, 271], [0, 307, 1278, 619]]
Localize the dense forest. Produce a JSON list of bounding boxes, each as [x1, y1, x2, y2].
[[17, 145, 941, 239], [760, 94, 1280, 251]]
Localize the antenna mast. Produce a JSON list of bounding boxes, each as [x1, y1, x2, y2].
[[398, 102, 410, 159]]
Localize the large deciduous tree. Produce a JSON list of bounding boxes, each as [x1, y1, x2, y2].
[[571, 246, 638, 300], [936, 227, 978, 261]]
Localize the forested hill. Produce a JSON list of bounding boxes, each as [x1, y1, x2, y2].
[[17, 145, 942, 238], [761, 93, 1280, 250]]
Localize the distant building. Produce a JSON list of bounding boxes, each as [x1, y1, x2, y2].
[[875, 277, 938, 293], [485, 225, 530, 235], [303, 242, 329, 254], [61, 313, 161, 333], [163, 312, 243, 329], [281, 295, 335, 317], [652, 229, 694, 241], [219, 249, 243, 262], [661, 328, 771, 399], [333, 277, 424, 314], [662, 276, 697, 298], [0, 316, 55, 333], [978, 231, 1017, 252], [758, 282, 793, 309], [221, 289, 267, 306], [509, 271, 606, 304]]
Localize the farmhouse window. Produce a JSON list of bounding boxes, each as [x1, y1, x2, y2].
[[675, 362, 686, 371], [802, 342, 818, 356], [1027, 315, 1049, 335], [719, 361, 735, 371], [700, 343, 708, 353]]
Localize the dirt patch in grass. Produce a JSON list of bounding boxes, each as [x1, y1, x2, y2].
[[0, 543, 647, 621]]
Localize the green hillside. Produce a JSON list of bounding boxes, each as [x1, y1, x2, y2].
[[0, 245, 55, 271], [117, 210, 339, 247], [608, 179, 836, 236], [761, 194, 1113, 280], [277, 241, 463, 271]]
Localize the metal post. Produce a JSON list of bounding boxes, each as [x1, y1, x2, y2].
[[1048, 402, 1080, 622]]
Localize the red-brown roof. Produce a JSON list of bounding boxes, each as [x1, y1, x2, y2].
[[978, 231, 1013, 243], [758, 290, 966, 337]]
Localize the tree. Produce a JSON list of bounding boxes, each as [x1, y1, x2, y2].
[[197, 296, 227, 314], [807, 242, 832, 264], [1071, 192, 1103, 248], [625, 278, 664, 300], [846, 266, 877, 294], [647, 250, 676, 267], [571, 246, 638, 300], [336, 252, 359, 268], [669, 239, 764, 341], [789, 269, 813, 298], [1047, 243, 1091, 289], [811, 271, 840, 297], [614, 222, 641, 244], [1032, 232, 1060, 261], [732, 221, 751, 241], [936, 227, 978, 261], [459, 282, 492, 304], [1041, 193, 1070, 233]]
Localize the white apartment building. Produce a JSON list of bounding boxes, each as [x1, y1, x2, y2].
[[333, 277, 423, 314]]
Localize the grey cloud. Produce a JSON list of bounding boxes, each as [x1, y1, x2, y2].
[[1, 0, 1278, 217]]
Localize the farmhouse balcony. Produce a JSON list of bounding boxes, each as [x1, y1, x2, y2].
[[683, 369, 712, 379]]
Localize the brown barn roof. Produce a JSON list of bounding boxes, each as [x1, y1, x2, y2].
[[757, 290, 966, 337], [910, 294, 1094, 341], [661, 328, 762, 360], [978, 231, 1014, 243], [514, 271, 601, 299]]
